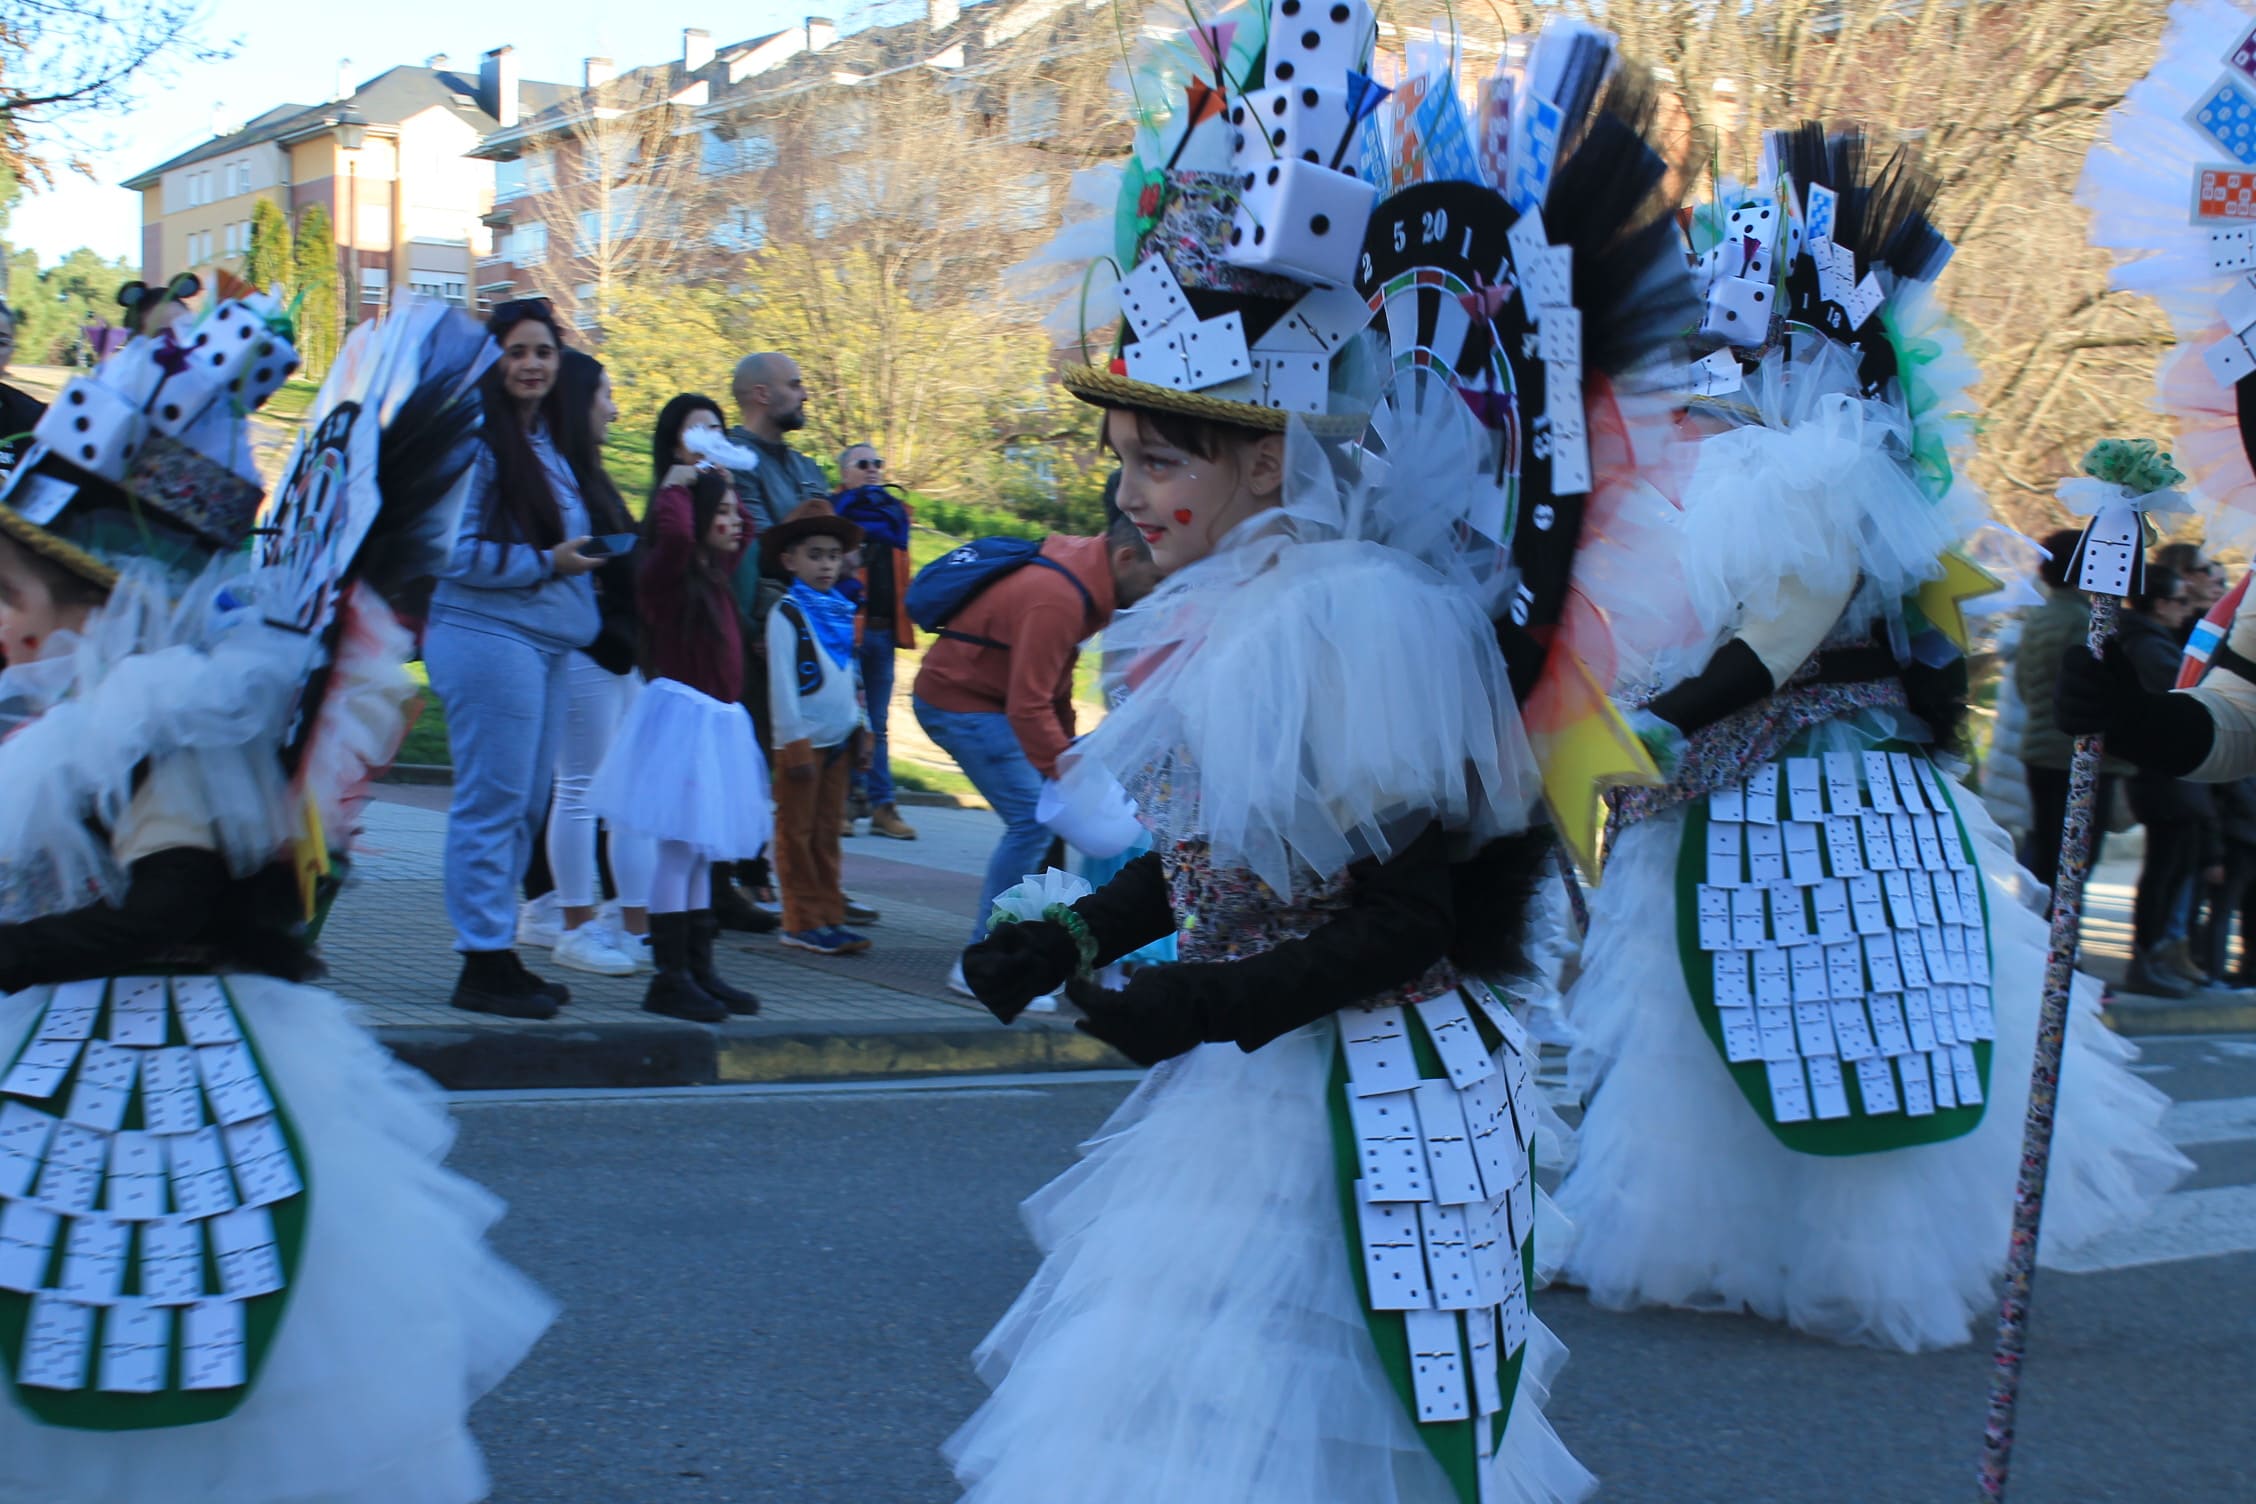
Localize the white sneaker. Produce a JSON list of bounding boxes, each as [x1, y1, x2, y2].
[[604, 921, 652, 972], [517, 894, 562, 949], [554, 923, 637, 977], [947, 960, 977, 999]]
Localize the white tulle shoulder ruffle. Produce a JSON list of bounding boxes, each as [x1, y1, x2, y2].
[[1058, 514, 1540, 901], [0, 558, 318, 923]]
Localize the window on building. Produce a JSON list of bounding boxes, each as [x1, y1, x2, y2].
[[809, 100, 871, 156], [701, 126, 777, 176], [805, 194, 837, 240], [1007, 85, 1061, 143], [494, 158, 526, 201], [223, 223, 237, 254], [512, 223, 549, 266], [410, 274, 469, 306], [361, 267, 388, 306], [710, 205, 766, 252], [522, 151, 558, 193], [997, 173, 1054, 230], [572, 283, 600, 330]]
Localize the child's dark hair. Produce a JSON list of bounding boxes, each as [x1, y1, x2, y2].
[[1101, 404, 1270, 462], [550, 349, 633, 535], [650, 393, 727, 502]]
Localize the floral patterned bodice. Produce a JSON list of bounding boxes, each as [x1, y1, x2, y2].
[[1160, 839, 1461, 1010]]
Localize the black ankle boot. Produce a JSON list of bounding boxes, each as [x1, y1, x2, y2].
[[642, 913, 729, 1023], [509, 949, 571, 1007], [452, 950, 559, 1019], [711, 870, 780, 934], [687, 911, 760, 1015]]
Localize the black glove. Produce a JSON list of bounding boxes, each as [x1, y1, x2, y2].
[[0, 847, 226, 993], [2057, 642, 2216, 778], [960, 852, 1179, 1024], [961, 920, 1077, 1024], [1647, 639, 1775, 735], [1068, 824, 1457, 1067]]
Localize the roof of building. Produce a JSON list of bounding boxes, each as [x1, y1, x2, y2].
[[122, 64, 574, 187]]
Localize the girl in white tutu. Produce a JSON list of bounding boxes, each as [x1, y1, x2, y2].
[[0, 297, 551, 1502], [589, 410, 771, 1023], [1554, 125, 2191, 1353]]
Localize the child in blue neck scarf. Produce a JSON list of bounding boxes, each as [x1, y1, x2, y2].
[[762, 496, 872, 955]]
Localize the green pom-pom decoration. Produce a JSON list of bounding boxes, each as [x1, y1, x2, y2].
[[2080, 438, 2186, 496]]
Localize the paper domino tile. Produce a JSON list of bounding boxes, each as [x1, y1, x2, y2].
[[1701, 756, 1993, 1124], [1339, 990, 1531, 1419], [0, 978, 297, 1396]]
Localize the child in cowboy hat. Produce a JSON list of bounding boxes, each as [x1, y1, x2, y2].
[[762, 495, 872, 955]]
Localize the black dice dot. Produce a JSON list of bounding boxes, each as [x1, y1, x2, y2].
[[1301, 149, 1319, 162], [73, 416, 89, 432], [1272, 127, 1286, 148], [1266, 164, 1281, 185], [1230, 227, 1244, 246], [1330, 2, 1351, 19], [1275, 60, 1295, 81], [1310, 214, 1331, 234], [1253, 224, 1267, 246], [1301, 29, 1321, 49], [1270, 95, 1287, 116], [1301, 87, 1319, 108]]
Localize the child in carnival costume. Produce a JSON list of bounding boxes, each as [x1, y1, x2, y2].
[[1553, 126, 2190, 1353], [0, 294, 551, 1502], [947, 13, 1695, 1502]]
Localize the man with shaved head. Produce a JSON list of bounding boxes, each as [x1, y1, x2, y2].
[[714, 351, 834, 930]]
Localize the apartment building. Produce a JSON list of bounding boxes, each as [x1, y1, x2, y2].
[[472, 0, 1124, 327], [123, 50, 570, 316]]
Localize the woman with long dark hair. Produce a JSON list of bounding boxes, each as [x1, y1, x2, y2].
[[425, 299, 606, 1017], [529, 348, 655, 977]]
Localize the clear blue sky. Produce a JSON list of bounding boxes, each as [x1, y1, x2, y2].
[[9, 0, 931, 267]]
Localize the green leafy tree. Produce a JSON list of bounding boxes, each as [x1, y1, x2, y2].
[[290, 206, 341, 378], [6, 245, 136, 364], [243, 198, 292, 293]]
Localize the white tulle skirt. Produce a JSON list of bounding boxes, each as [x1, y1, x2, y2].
[[945, 1023, 1594, 1503], [588, 676, 771, 860], [0, 975, 554, 1504], [1555, 786, 2192, 1352]]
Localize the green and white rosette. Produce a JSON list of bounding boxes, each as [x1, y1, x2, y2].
[[0, 976, 307, 1428]]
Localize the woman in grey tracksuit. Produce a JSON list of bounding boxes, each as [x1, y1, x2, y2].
[[425, 298, 606, 1017]]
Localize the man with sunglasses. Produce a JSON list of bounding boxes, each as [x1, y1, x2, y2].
[[835, 443, 917, 840]]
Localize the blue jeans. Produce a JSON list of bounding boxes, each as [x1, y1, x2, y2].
[[852, 628, 897, 809], [425, 618, 570, 951], [914, 697, 1050, 943]]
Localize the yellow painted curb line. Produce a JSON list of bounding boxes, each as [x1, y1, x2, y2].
[[717, 1027, 1127, 1083]]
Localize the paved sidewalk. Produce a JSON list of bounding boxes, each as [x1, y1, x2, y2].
[[337, 790, 1112, 1088]]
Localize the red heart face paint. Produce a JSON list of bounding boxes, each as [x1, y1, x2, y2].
[[1173, 509, 1194, 526]]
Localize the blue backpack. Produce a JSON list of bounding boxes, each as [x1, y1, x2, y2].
[[906, 536, 1094, 649]]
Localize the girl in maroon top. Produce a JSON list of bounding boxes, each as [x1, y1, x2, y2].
[[589, 407, 771, 1023]]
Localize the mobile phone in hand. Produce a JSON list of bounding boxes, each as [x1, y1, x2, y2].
[[583, 532, 639, 558]]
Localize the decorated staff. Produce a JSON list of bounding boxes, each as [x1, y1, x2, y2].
[[1977, 441, 2186, 1500]]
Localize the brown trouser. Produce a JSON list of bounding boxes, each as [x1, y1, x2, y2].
[[772, 743, 851, 933]]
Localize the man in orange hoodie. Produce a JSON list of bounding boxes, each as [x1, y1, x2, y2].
[[913, 516, 1160, 994]]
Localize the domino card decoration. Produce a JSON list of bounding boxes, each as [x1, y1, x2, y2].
[[1686, 750, 1994, 1147], [0, 977, 303, 1411], [1337, 979, 1540, 1454]]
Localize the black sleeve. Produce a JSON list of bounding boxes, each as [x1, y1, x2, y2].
[[1073, 824, 1457, 1063], [1647, 639, 1776, 735], [1071, 851, 1177, 965], [2059, 642, 2218, 778], [0, 848, 226, 993]]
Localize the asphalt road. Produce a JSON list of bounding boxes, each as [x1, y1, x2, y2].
[[450, 1039, 2256, 1504]]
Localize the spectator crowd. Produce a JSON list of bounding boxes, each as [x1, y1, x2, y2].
[[2003, 532, 2256, 1000], [414, 298, 1144, 1023]]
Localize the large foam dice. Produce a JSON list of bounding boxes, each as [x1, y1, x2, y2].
[[1700, 275, 1774, 344], [1231, 84, 1354, 169], [229, 333, 300, 410], [183, 301, 270, 386], [1725, 198, 1782, 260], [1224, 158, 1376, 288], [145, 366, 230, 439], [33, 378, 150, 482], [1264, 0, 1372, 88]]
